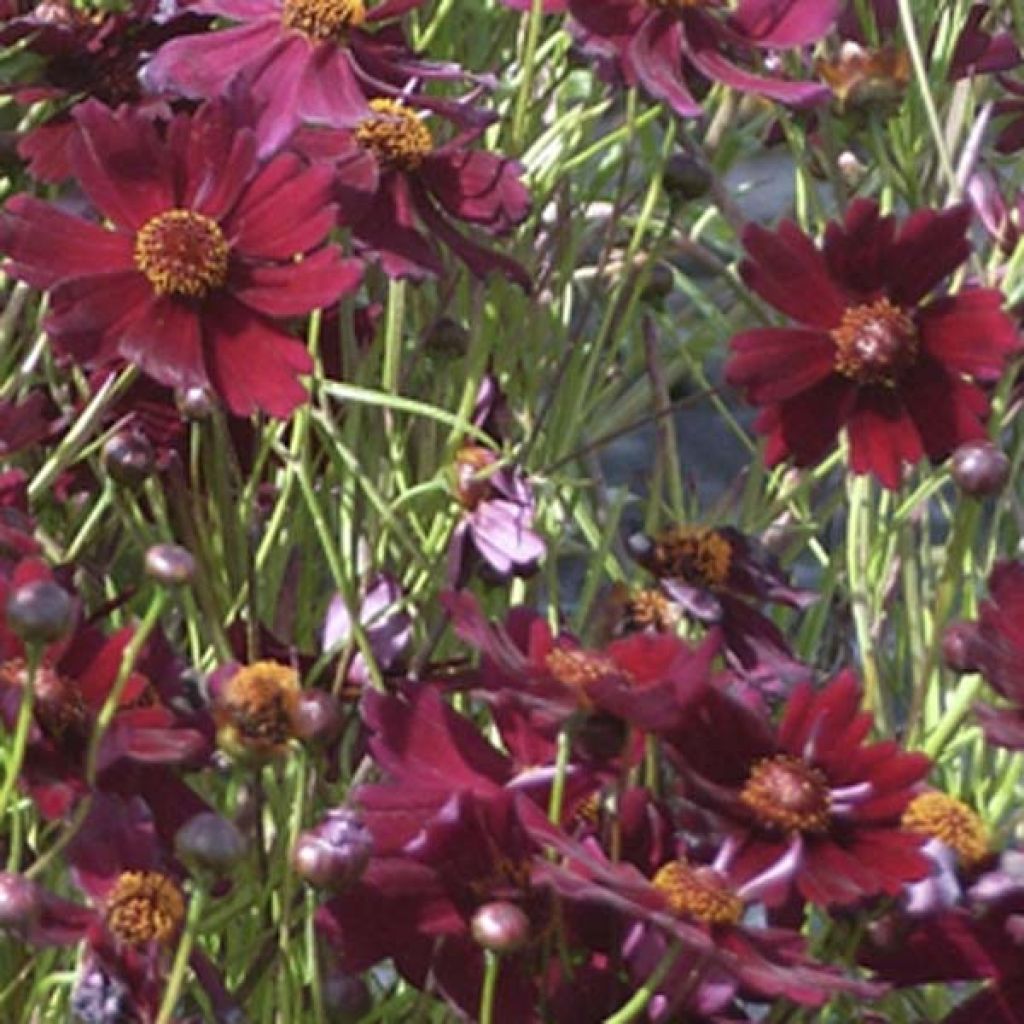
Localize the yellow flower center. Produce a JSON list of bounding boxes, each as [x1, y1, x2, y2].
[[134, 210, 229, 299], [544, 648, 618, 692], [741, 754, 831, 834], [617, 586, 678, 632], [902, 792, 989, 867], [651, 861, 743, 925], [355, 99, 433, 172], [832, 297, 918, 386], [647, 526, 733, 588], [281, 0, 365, 39], [105, 871, 185, 945], [217, 661, 301, 758]]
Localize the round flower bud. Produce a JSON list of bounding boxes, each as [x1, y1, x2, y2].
[[6, 579, 73, 645], [950, 441, 1010, 498], [663, 153, 712, 201], [144, 543, 196, 587], [424, 317, 469, 360], [175, 812, 247, 874], [625, 531, 655, 564], [573, 710, 628, 763], [0, 872, 40, 934], [640, 262, 674, 304], [176, 386, 216, 420], [321, 969, 372, 1023], [470, 901, 529, 954], [291, 809, 372, 891], [292, 689, 344, 747], [942, 620, 980, 674], [101, 432, 155, 489]]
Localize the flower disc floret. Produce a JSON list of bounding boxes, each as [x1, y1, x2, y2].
[[651, 861, 743, 925], [649, 526, 733, 587], [105, 870, 184, 945], [134, 210, 229, 299], [740, 754, 831, 833], [282, 0, 366, 38], [832, 298, 918, 385], [356, 100, 433, 172], [902, 792, 989, 867]]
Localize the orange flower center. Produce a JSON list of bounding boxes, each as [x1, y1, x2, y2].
[[217, 661, 300, 757], [453, 446, 497, 510], [741, 754, 831, 833], [0, 659, 88, 742], [355, 99, 433, 172], [105, 871, 184, 945], [902, 792, 988, 867], [832, 298, 918, 386], [618, 586, 678, 632], [134, 210, 229, 298], [651, 861, 743, 925], [544, 647, 619, 693], [647, 526, 733, 588], [281, 0, 365, 39]]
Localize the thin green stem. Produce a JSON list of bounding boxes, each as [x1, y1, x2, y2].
[[479, 950, 502, 1024], [0, 646, 41, 861], [155, 883, 208, 1024], [601, 941, 683, 1024]]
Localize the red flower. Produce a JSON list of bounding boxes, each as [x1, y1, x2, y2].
[[665, 672, 932, 908], [143, 0, 461, 150], [0, 99, 361, 418], [568, 0, 836, 119], [725, 200, 1020, 488]]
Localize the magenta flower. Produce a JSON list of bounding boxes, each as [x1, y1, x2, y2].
[[1, 99, 362, 418], [568, 0, 837, 118]]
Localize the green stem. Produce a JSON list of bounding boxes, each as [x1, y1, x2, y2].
[[511, 0, 546, 151], [0, 647, 41, 860], [155, 883, 208, 1024], [601, 941, 683, 1024], [547, 727, 571, 825], [479, 950, 502, 1024]]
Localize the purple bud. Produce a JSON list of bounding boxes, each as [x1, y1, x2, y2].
[[640, 263, 674, 303], [176, 386, 216, 420], [942, 620, 980, 674], [175, 812, 247, 874], [291, 809, 372, 890], [0, 873, 40, 934], [145, 543, 196, 587], [6, 578, 73, 645], [102, 432, 155, 489], [663, 153, 712, 201], [471, 901, 530, 953], [292, 690, 344, 746], [950, 441, 1010, 498], [322, 969, 372, 1022], [424, 318, 469, 360], [573, 711, 628, 763]]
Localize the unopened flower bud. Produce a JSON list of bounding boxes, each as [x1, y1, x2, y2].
[[950, 441, 1010, 498], [102, 432, 155, 489], [175, 812, 247, 874], [640, 262, 674, 304], [144, 543, 196, 587], [292, 689, 344, 746], [321, 969, 372, 1022], [292, 809, 372, 890], [663, 153, 712, 201], [176, 386, 216, 420], [424, 317, 469, 360], [573, 710, 628, 763], [942, 620, 980, 674], [0, 873, 40, 934], [6, 579, 73, 645], [471, 901, 529, 953]]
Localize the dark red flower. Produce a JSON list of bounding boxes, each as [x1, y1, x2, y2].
[[294, 100, 531, 286], [962, 561, 1024, 750], [725, 199, 1020, 488], [948, 4, 1020, 81], [665, 672, 932, 908], [144, 0, 463, 150], [0, 99, 361, 418], [567, 0, 836, 119]]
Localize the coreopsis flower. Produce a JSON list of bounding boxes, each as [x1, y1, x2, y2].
[[447, 446, 545, 585], [567, 0, 836, 119], [815, 42, 910, 111], [144, 0, 461, 150], [210, 659, 303, 761], [294, 101, 531, 286], [725, 200, 1020, 488], [0, 99, 362, 418], [443, 589, 719, 737], [665, 672, 932, 908], [626, 523, 814, 690], [530, 824, 880, 1012], [948, 3, 1020, 81], [959, 561, 1024, 750]]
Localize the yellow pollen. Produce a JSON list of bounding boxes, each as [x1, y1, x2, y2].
[[741, 755, 831, 834], [651, 861, 743, 925], [544, 647, 619, 693], [105, 871, 184, 945], [134, 209, 229, 299], [832, 297, 918, 386], [620, 587, 677, 632], [649, 526, 733, 588], [217, 661, 301, 756], [355, 100, 433, 172], [281, 0, 365, 39], [902, 792, 989, 867]]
